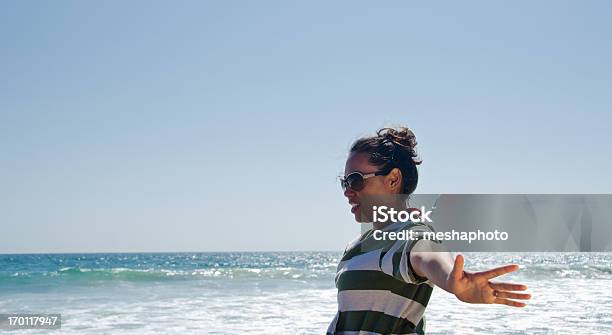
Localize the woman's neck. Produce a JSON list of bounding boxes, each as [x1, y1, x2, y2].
[[371, 199, 411, 230]]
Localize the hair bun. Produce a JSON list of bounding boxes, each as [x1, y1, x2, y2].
[[377, 127, 422, 165]]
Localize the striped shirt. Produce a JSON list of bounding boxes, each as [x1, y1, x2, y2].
[[327, 221, 435, 335]]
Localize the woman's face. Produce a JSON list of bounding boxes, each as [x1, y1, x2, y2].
[[343, 152, 402, 222]]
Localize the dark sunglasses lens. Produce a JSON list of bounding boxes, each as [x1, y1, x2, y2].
[[346, 173, 365, 191]]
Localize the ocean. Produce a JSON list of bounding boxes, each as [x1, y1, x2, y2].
[[1, 252, 611, 334]]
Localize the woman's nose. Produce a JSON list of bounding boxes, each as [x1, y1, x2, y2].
[[344, 188, 356, 198]]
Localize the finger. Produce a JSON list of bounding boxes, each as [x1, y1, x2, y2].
[[490, 283, 528, 291], [451, 254, 464, 278], [494, 298, 526, 308], [478, 264, 519, 279], [494, 291, 531, 300]]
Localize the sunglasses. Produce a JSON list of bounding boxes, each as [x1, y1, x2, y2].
[[339, 168, 393, 191]]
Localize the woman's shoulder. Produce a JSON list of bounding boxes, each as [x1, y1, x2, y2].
[[343, 231, 368, 254]]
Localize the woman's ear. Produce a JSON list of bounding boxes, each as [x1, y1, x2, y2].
[[387, 168, 403, 193]]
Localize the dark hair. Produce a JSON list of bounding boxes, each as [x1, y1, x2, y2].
[[350, 127, 422, 194]]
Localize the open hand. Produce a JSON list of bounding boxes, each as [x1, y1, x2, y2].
[[447, 254, 531, 307]]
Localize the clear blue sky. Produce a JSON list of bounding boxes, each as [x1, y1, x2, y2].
[[1, 1, 611, 253]]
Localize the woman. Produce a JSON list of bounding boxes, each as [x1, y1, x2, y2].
[[327, 127, 531, 335]]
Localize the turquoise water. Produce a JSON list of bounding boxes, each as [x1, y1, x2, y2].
[[1, 252, 337, 284], [1, 252, 611, 334]]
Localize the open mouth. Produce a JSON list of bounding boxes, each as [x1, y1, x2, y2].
[[350, 203, 360, 214]]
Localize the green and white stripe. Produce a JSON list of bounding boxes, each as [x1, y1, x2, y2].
[[327, 222, 434, 335]]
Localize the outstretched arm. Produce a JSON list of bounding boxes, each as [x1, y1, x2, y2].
[[409, 242, 531, 307]]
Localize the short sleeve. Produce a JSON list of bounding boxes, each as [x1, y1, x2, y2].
[[380, 224, 436, 284]]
